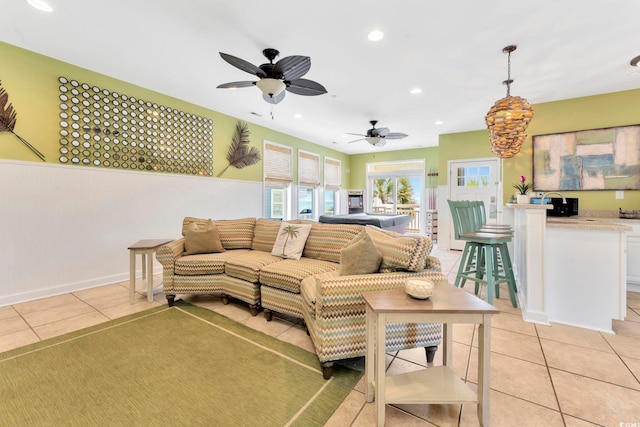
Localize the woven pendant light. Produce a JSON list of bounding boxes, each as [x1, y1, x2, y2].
[[485, 45, 533, 159]]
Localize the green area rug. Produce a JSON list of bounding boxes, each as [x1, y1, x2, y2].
[[0, 302, 361, 426]]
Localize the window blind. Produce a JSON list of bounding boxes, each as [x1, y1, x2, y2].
[[324, 157, 341, 191], [264, 142, 292, 183], [298, 151, 320, 186]]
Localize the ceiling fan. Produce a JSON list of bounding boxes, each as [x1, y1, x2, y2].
[[216, 48, 327, 104], [346, 120, 408, 147]]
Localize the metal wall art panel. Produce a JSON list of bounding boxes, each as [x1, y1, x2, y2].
[[57, 76, 213, 176]]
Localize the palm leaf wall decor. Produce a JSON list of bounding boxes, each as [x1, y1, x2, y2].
[[216, 120, 261, 177], [0, 80, 45, 161]]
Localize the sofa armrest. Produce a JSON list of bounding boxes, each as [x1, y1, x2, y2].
[[425, 255, 441, 272], [315, 270, 448, 314], [155, 238, 185, 293], [156, 238, 185, 266]]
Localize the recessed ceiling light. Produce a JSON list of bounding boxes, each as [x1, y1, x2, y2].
[[630, 55, 640, 67], [26, 0, 53, 12], [410, 88, 422, 95], [367, 30, 384, 42], [293, 113, 302, 119], [434, 120, 444, 125]]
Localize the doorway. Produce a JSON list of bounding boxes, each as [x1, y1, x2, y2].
[[366, 160, 425, 234], [447, 158, 502, 250]]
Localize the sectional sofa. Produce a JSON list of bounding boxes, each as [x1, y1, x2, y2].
[[156, 217, 449, 378]]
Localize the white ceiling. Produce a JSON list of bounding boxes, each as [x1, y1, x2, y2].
[[3, 0, 640, 155]]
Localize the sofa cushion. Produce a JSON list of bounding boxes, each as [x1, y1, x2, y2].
[[339, 230, 382, 275], [365, 225, 432, 272], [214, 218, 256, 250], [300, 221, 363, 263], [184, 220, 225, 255], [271, 222, 312, 260], [259, 257, 339, 294], [175, 250, 250, 275], [252, 218, 282, 252], [224, 250, 283, 283]]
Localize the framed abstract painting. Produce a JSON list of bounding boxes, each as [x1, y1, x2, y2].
[[532, 124, 640, 191]]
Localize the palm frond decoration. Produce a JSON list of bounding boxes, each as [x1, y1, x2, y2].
[[216, 120, 261, 177], [0, 81, 45, 161]]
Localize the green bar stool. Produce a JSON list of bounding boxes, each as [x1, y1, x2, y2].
[[448, 200, 517, 307]]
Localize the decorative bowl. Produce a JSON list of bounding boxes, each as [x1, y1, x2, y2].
[[404, 279, 434, 300]]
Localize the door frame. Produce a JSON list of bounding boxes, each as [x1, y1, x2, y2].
[[365, 160, 426, 235], [439, 157, 504, 250]]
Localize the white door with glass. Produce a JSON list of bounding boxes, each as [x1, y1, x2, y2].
[[366, 160, 425, 235], [448, 158, 501, 250]]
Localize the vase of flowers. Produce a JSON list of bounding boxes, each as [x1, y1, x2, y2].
[[513, 175, 533, 204]]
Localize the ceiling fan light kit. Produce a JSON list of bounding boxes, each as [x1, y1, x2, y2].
[[217, 48, 327, 105], [256, 78, 286, 97], [485, 45, 534, 159]]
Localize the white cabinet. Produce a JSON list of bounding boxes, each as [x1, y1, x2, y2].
[[613, 221, 640, 288]]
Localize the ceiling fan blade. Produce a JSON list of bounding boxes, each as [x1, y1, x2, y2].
[[375, 127, 390, 136], [216, 81, 256, 89], [345, 132, 366, 137], [347, 138, 365, 144], [219, 52, 267, 78], [286, 79, 327, 96], [274, 56, 311, 81], [383, 132, 409, 140], [263, 91, 286, 104]]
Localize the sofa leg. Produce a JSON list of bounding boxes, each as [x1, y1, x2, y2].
[[321, 362, 333, 380], [249, 304, 258, 316], [221, 294, 229, 305], [264, 309, 273, 322], [166, 295, 175, 307], [425, 345, 438, 365]]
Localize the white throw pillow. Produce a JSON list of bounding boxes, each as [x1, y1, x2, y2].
[[271, 222, 312, 260]]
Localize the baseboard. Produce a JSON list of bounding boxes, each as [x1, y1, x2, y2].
[[0, 272, 129, 307]]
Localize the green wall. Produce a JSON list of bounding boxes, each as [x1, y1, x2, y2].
[[349, 146, 440, 189], [0, 42, 350, 185], [6, 38, 639, 212], [439, 89, 640, 211]]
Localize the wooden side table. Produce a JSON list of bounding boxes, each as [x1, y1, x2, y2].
[[363, 286, 499, 426], [128, 239, 173, 304]]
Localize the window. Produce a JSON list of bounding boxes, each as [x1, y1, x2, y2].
[[298, 151, 319, 219], [269, 188, 285, 219], [324, 157, 341, 216], [457, 166, 490, 187], [264, 142, 292, 220]]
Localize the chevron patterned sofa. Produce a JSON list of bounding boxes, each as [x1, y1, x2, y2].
[[156, 216, 448, 378]]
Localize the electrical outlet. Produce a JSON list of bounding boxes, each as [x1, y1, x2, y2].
[[616, 190, 624, 199]]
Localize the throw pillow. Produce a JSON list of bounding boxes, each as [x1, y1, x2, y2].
[[339, 231, 382, 275], [271, 222, 312, 260], [365, 225, 427, 272], [184, 220, 225, 255]]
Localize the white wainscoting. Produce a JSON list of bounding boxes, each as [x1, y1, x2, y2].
[[0, 160, 263, 306]]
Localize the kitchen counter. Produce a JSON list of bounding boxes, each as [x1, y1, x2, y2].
[[546, 216, 632, 231], [506, 204, 628, 333]]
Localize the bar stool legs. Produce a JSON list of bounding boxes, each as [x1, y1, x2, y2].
[[455, 241, 517, 307]]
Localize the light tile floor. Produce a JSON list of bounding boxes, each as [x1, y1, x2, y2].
[[2, 246, 640, 426]]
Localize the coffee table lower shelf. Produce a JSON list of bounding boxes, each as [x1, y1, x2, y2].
[[382, 366, 477, 404]]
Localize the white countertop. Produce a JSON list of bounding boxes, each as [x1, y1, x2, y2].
[[546, 217, 632, 231], [506, 204, 634, 231]]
